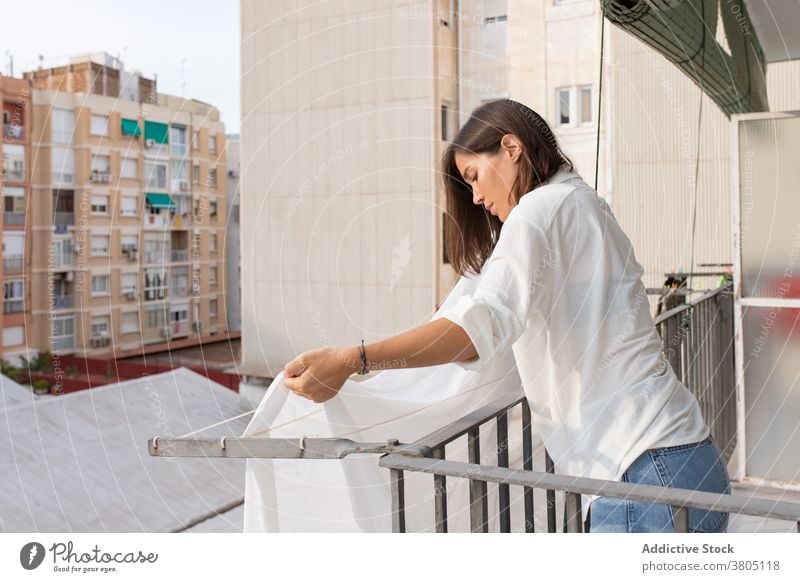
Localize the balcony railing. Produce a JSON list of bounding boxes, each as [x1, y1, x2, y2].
[[171, 249, 189, 262], [54, 211, 74, 226], [3, 300, 24, 314], [3, 212, 25, 226], [143, 213, 170, 230], [3, 123, 23, 140], [53, 295, 74, 309], [52, 253, 74, 270], [653, 282, 736, 462], [3, 255, 23, 270], [149, 283, 800, 533]]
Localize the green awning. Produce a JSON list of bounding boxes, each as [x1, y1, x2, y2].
[[121, 118, 141, 137], [145, 193, 175, 209], [144, 121, 169, 144]]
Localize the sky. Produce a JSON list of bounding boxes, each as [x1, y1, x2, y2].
[[0, 0, 241, 133]]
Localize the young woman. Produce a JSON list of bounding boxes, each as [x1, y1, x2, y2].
[[283, 99, 731, 533]]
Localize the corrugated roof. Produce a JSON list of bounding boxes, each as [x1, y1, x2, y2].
[[0, 368, 247, 532]]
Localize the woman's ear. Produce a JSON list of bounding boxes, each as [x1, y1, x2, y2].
[[501, 134, 523, 163]]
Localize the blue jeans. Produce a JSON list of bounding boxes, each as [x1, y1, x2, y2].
[[586, 435, 731, 533]]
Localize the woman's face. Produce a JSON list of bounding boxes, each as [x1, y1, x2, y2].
[[454, 134, 522, 222]]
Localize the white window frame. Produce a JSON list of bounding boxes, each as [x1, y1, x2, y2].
[[121, 157, 138, 179], [170, 125, 187, 157], [91, 235, 110, 256], [52, 108, 74, 144], [91, 194, 109, 215], [120, 195, 138, 216], [144, 160, 168, 191], [51, 147, 75, 185], [556, 87, 573, 127], [3, 144, 25, 182], [91, 316, 110, 337], [121, 311, 140, 334], [208, 135, 217, 154], [209, 298, 218, 317], [579, 85, 594, 125], [121, 272, 138, 294], [91, 275, 110, 296], [90, 114, 109, 136]]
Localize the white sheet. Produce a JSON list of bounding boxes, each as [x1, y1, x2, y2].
[[241, 273, 526, 532]]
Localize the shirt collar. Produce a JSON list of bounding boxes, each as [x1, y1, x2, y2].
[[542, 164, 581, 187]]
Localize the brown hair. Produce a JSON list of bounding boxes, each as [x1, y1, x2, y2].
[[442, 99, 573, 277]]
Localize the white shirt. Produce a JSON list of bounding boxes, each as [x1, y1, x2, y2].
[[436, 165, 709, 513]]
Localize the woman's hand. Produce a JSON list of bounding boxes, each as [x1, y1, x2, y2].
[[282, 347, 355, 403]]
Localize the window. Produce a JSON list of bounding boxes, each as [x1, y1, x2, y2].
[[91, 316, 110, 336], [121, 195, 138, 216], [91, 195, 109, 215], [209, 135, 217, 154], [121, 157, 138, 179], [209, 299, 218, 317], [191, 130, 199, 150], [90, 114, 109, 136], [3, 325, 24, 347], [91, 275, 110, 295], [208, 168, 217, 189], [4, 186, 25, 215], [52, 315, 75, 350], [557, 88, 572, 126], [192, 163, 200, 184], [556, 86, 594, 127], [145, 305, 167, 328], [3, 232, 24, 269], [121, 312, 139, 334], [51, 147, 74, 184], [121, 235, 138, 254], [144, 160, 168, 190], [441, 103, 450, 141], [121, 272, 138, 293], [91, 235, 110, 256], [52, 108, 74, 144], [209, 200, 217, 218], [171, 159, 188, 191], [209, 265, 217, 286], [171, 308, 188, 323], [143, 268, 167, 300], [579, 86, 593, 124], [170, 125, 187, 157], [3, 144, 25, 182], [3, 279, 24, 314], [209, 233, 217, 253], [143, 237, 168, 265]]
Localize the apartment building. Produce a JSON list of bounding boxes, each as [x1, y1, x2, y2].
[[1, 75, 32, 364], [24, 53, 227, 356]]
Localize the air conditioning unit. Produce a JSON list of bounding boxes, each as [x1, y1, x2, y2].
[[160, 326, 171, 337], [127, 250, 138, 261], [73, 243, 82, 254], [145, 138, 157, 148], [179, 181, 189, 191], [192, 321, 203, 332], [65, 271, 74, 282], [101, 173, 110, 183], [90, 336, 104, 348], [125, 290, 137, 300]]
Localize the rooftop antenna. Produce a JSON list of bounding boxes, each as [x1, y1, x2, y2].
[[38, 54, 44, 70], [4, 50, 12, 77]]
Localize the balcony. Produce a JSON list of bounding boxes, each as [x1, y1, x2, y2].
[[143, 213, 170, 230], [90, 170, 112, 183], [54, 212, 74, 226], [3, 123, 23, 140], [53, 336, 74, 351], [170, 213, 191, 229], [53, 295, 74, 310], [170, 249, 189, 262], [170, 320, 190, 336], [3, 254, 23, 270], [3, 212, 25, 226], [3, 299, 24, 314], [52, 251, 74, 270]]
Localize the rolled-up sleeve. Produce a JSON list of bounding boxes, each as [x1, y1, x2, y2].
[[436, 213, 554, 372]]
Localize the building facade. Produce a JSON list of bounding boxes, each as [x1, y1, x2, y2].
[[1, 76, 33, 364], [20, 53, 228, 357]]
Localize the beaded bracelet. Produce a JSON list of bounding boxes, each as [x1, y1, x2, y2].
[[357, 338, 369, 375]]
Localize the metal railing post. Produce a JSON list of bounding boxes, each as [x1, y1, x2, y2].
[[496, 411, 511, 533], [522, 400, 535, 533], [468, 427, 489, 532]]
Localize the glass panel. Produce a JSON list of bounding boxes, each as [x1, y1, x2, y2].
[[580, 87, 592, 124], [738, 117, 800, 299], [558, 89, 571, 125], [741, 306, 800, 481]]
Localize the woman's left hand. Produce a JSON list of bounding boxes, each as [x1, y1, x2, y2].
[[282, 347, 354, 403]]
